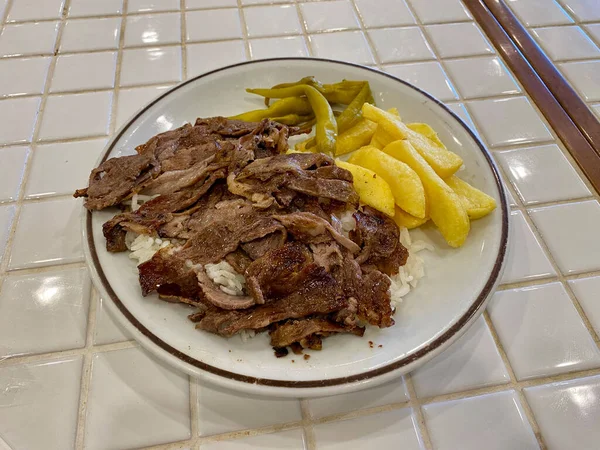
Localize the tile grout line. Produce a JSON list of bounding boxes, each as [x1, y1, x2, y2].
[[107, 0, 128, 136], [237, 1, 251, 61], [299, 399, 316, 450], [180, 0, 188, 80], [74, 287, 99, 450], [404, 374, 433, 450], [0, 41, 528, 62], [293, 0, 315, 56], [348, 0, 383, 69], [482, 311, 548, 449], [0, 0, 72, 286], [406, 4, 590, 447]]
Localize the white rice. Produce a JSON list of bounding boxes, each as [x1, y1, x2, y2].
[[126, 232, 171, 265], [205, 261, 246, 296], [122, 194, 160, 212], [388, 227, 434, 308]]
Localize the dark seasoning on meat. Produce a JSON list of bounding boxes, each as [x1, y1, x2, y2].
[[76, 117, 409, 357]]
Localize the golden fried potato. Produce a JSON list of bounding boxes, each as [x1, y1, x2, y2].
[[393, 206, 429, 230], [445, 175, 497, 220], [362, 104, 463, 178], [383, 140, 470, 247], [407, 123, 446, 149], [369, 108, 400, 149], [348, 146, 426, 218], [335, 160, 395, 217], [335, 118, 378, 156]]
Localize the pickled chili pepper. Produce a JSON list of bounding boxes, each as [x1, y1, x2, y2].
[[247, 85, 337, 156], [229, 97, 312, 122]]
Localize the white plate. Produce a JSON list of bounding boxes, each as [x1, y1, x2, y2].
[[83, 58, 508, 398]]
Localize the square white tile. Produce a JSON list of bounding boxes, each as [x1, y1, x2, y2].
[[500, 210, 555, 284], [186, 8, 242, 42], [496, 144, 591, 205], [369, 27, 435, 64], [7, 0, 64, 22], [445, 102, 480, 138], [560, 60, 600, 102], [116, 85, 173, 128], [85, 347, 190, 450], [506, 0, 574, 26], [561, 0, 600, 22], [0, 96, 41, 144], [187, 0, 238, 8], [313, 408, 423, 450], [467, 97, 552, 147], [120, 47, 182, 87], [94, 296, 131, 345], [309, 31, 375, 65], [0, 22, 59, 57], [186, 40, 247, 77], [242, 0, 294, 3], [529, 200, 600, 274], [0, 357, 82, 450], [354, 0, 416, 27], [9, 198, 84, 269], [425, 22, 494, 58], [444, 56, 521, 99], [245, 5, 302, 37], [249, 36, 308, 59], [524, 376, 600, 450], [412, 316, 509, 398], [309, 378, 408, 419], [26, 138, 107, 199], [60, 18, 121, 52], [50, 52, 117, 93], [196, 383, 302, 435], [569, 276, 600, 336], [0, 268, 89, 357], [488, 283, 600, 380], [0, 146, 28, 202], [0, 205, 15, 263], [585, 23, 600, 44], [406, 0, 471, 24], [300, 1, 360, 33], [125, 12, 181, 47], [38, 92, 112, 140], [532, 26, 600, 61], [423, 391, 539, 450], [128, 0, 180, 12], [384, 62, 458, 101], [68, 0, 123, 16], [201, 429, 305, 450], [0, 57, 51, 98]]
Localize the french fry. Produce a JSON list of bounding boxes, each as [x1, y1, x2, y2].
[[445, 175, 497, 220], [362, 103, 463, 178], [335, 118, 378, 156], [348, 146, 426, 218], [383, 140, 470, 247], [370, 107, 400, 149], [393, 206, 429, 230], [335, 160, 396, 217], [407, 123, 446, 149]]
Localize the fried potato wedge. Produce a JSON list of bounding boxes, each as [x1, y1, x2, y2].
[[383, 140, 470, 247], [362, 103, 463, 178], [407, 123, 446, 149], [393, 206, 429, 230], [348, 145, 426, 218], [335, 160, 395, 217], [335, 118, 378, 156], [445, 175, 497, 220]]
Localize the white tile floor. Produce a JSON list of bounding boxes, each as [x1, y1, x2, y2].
[[0, 0, 599, 449]]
